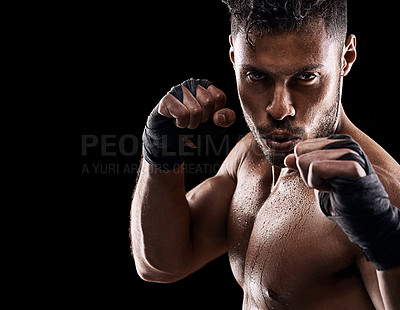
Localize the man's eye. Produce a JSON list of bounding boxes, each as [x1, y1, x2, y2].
[[297, 72, 318, 82], [246, 71, 266, 81]]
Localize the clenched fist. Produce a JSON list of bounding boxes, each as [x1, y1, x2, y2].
[[142, 78, 236, 170]]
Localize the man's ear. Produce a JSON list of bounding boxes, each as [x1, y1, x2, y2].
[[229, 34, 235, 66], [341, 34, 357, 76]]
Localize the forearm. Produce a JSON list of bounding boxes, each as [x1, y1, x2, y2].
[[377, 266, 400, 310], [131, 160, 193, 282], [131, 78, 235, 282]]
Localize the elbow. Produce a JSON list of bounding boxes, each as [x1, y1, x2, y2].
[[130, 223, 190, 283], [134, 256, 186, 284], [134, 264, 160, 283], [136, 267, 179, 284]]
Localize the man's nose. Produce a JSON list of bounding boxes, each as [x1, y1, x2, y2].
[[266, 82, 296, 121]]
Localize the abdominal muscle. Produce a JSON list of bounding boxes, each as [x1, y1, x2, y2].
[[227, 156, 375, 309]]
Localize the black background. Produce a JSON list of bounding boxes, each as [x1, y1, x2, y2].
[[72, 1, 398, 309]]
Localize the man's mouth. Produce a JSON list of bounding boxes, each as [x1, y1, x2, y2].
[[262, 132, 301, 152]]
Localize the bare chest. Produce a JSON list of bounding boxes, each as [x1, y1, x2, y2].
[[227, 169, 358, 307]]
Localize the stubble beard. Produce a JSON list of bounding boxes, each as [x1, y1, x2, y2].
[[243, 82, 341, 168]]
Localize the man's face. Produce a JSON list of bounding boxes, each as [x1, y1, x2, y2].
[[230, 22, 344, 167]]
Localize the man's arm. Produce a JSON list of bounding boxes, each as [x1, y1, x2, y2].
[[131, 160, 235, 283], [356, 165, 400, 310], [130, 79, 236, 283], [366, 167, 400, 310], [285, 135, 400, 309]]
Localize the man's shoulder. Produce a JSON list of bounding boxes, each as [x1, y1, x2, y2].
[[350, 129, 398, 172], [218, 132, 272, 183], [346, 127, 400, 205]]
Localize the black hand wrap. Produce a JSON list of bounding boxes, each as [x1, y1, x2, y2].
[[318, 134, 400, 270], [142, 78, 226, 170]]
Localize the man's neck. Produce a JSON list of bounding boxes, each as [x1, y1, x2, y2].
[[335, 106, 355, 135]]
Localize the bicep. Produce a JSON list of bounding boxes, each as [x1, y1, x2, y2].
[[186, 172, 236, 266], [184, 134, 248, 270]]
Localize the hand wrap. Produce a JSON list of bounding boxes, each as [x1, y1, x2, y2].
[[142, 78, 226, 170], [318, 134, 400, 270]]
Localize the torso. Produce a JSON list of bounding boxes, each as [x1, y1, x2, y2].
[[227, 136, 376, 309]]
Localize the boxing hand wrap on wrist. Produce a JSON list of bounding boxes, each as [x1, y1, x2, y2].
[[142, 78, 226, 170], [318, 134, 400, 270]]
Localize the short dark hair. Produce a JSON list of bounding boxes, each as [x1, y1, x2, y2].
[[221, 0, 347, 46]]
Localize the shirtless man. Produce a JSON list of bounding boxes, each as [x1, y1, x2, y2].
[[130, 1, 400, 309]]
